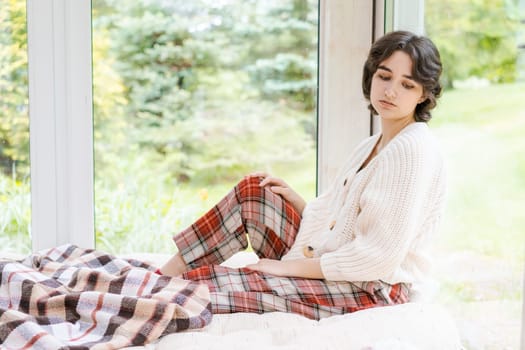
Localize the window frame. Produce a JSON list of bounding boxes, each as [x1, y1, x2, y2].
[[27, 0, 94, 251], [317, 0, 375, 192]]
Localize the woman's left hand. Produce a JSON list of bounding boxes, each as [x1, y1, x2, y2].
[[246, 259, 288, 276], [252, 172, 307, 215], [246, 258, 324, 279]]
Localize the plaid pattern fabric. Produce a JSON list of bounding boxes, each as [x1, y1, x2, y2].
[[184, 265, 410, 320], [175, 175, 301, 267], [174, 175, 410, 320], [0, 244, 212, 349]]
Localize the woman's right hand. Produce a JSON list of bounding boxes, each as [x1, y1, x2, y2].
[[253, 173, 307, 216]]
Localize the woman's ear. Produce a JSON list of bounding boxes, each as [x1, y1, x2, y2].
[[418, 94, 427, 104]]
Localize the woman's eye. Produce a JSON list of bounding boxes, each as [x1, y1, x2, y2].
[[402, 83, 415, 89], [377, 74, 390, 81]]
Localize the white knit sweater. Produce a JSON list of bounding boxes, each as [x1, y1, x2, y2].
[[282, 122, 446, 285]]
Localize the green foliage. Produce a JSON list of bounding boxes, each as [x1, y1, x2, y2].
[[0, 0, 29, 176], [0, 173, 31, 254], [183, 101, 315, 184], [239, 0, 318, 111], [92, 0, 318, 184], [248, 52, 318, 111], [1, 0, 523, 182], [425, 0, 520, 87]]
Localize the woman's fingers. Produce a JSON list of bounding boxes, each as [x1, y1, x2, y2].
[[249, 172, 271, 186], [249, 173, 287, 188], [259, 177, 273, 187], [269, 186, 287, 196], [246, 259, 286, 276], [260, 176, 287, 188]]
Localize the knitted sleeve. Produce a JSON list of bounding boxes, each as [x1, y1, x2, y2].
[[320, 134, 443, 282]]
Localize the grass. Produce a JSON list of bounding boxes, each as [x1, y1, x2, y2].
[[0, 175, 31, 254], [429, 83, 525, 349], [93, 149, 317, 255], [431, 82, 525, 266], [431, 82, 525, 129]]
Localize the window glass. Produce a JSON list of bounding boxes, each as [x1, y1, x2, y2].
[[0, 0, 31, 254], [425, 1, 525, 348], [92, 0, 318, 254]]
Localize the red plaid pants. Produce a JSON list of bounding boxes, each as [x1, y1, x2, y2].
[[175, 175, 410, 320]]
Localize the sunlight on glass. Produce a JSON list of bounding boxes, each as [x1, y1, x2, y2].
[[92, 0, 318, 254], [425, 0, 525, 348], [0, 0, 31, 254]]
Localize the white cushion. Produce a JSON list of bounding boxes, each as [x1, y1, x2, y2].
[[122, 252, 462, 350], [121, 302, 460, 350]]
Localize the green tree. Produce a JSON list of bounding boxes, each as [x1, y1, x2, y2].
[[233, 0, 318, 111], [93, 0, 318, 183], [0, 0, 29, 177], [426, 0, 519, 87]]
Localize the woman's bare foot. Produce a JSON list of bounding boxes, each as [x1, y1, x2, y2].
[[159, 253, 188, 277]]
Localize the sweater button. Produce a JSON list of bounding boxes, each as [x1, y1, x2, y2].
[[343, 178, 348, 186], [303, 245, 314, 258], [329, 220, 336, 230]]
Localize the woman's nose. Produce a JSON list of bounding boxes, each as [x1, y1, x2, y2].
[[384, 87, 396, 99]]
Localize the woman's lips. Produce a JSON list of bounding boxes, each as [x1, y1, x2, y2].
[[378, 100, 396, 109]]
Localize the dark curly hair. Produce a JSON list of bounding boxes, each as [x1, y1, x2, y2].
[[362, 31, 443, 122]]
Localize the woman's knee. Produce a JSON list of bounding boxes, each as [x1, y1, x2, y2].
[[236, 175, 265, 199], [238, 174, 262, 187]]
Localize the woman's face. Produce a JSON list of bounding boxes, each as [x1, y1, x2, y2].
[[370, 50, 425, 123]]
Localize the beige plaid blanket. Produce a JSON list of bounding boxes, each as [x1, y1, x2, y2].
[[0, 244, 212, 349]]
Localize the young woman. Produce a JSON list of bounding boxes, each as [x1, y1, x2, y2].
[[159, 30, 446, 320]]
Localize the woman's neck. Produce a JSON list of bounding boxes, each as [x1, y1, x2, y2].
[[377, 118, 415, 151]]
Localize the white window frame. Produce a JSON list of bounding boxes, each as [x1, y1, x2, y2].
[[317, 0, 376, 192], [391, 0, 425, 34], [27, 0, 94, 251]]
